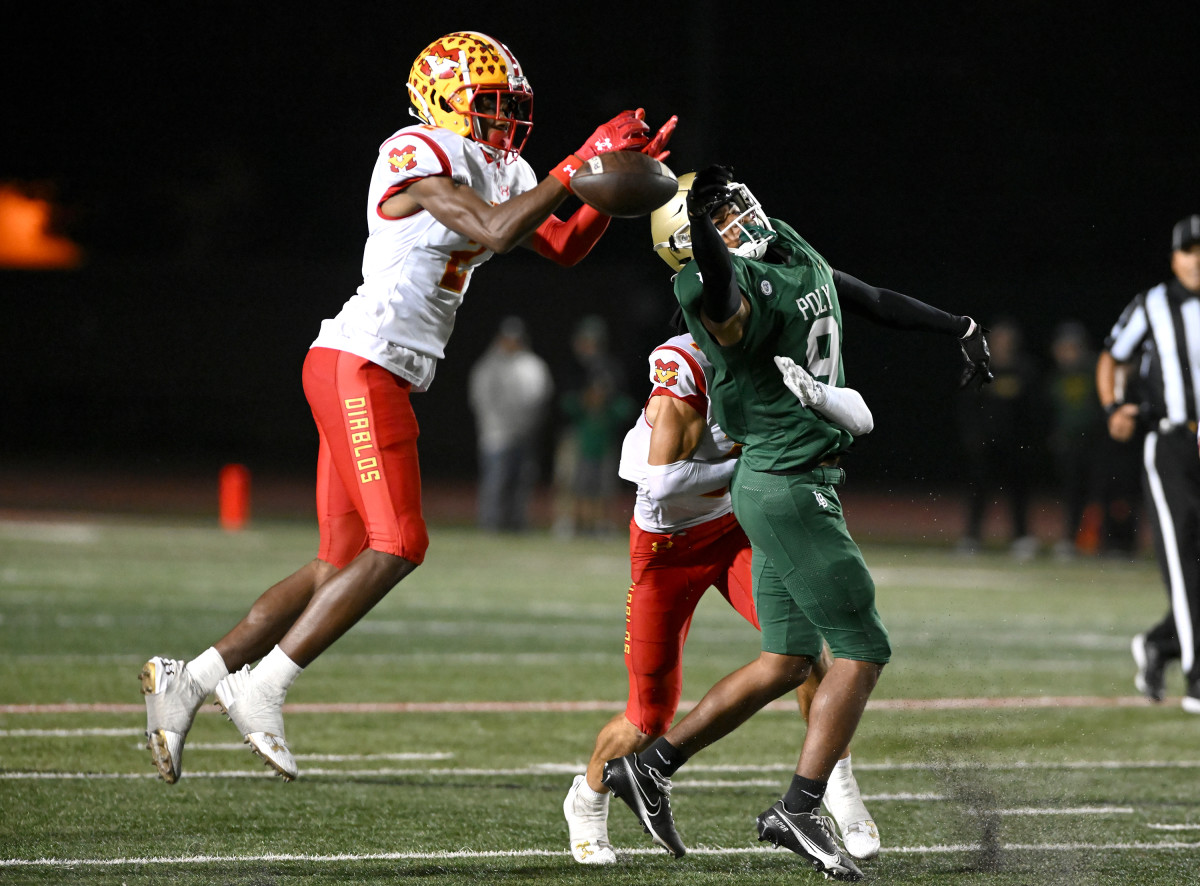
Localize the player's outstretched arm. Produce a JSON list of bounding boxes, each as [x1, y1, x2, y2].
[[773, 356, 874, 436], [834, 269, 993, 388], [687, 165, 746, 345], [406, 175, 572, 255], [399, 110, 665, 257]]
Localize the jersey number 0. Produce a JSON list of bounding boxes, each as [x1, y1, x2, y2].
[[806, 316, 841, 384]]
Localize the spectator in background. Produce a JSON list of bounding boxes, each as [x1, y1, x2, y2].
[[1092, 416, 1143, 557], [468, 316, 553, 532], [553, 316, 632, 536], [559, 369, 636, 537], [956, 317, 1042, 559], [1046, 320, 1105, 558]]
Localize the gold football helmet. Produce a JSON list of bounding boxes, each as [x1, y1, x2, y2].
[[650, 172, 775, 270], [406, 31, 533, 159]]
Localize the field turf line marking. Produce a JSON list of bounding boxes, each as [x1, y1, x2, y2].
[[5, 842, 1200, 868], [0, 761, 1188, 785], [0, 727, 136, 737], [0, 694, 1167, 715]]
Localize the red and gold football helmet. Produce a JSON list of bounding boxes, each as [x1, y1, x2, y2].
[[406, 31, 534, 160]]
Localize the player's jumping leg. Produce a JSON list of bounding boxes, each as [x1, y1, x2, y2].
[[140, 655, 210, 784], [141, 557, 334, 783], [796, 652, 879, 859], [214, 549, 415, 780]]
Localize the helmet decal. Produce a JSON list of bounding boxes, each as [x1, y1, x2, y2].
[[407, 32, 534, 161]]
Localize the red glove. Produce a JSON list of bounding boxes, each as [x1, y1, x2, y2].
[[642, 114, 677, 162], [549, 109, 652, 190], [576, 108, 651, 160]]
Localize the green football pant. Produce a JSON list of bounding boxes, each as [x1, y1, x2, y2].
[[732, 463, 891, 663]]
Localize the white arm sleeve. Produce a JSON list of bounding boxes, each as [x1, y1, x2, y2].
[[811, 382, 874, 436], [645, 458, 738, 502]]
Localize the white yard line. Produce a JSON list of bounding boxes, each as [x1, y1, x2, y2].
[[4, 841, 1200, 868], [0, 694, 1168, 715], [0, 761, 1193, 782]]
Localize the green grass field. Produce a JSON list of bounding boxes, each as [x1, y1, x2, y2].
[[2, 514, 1198, 885]]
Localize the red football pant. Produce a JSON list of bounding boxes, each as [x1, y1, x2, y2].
[[624, 511, 758, 735], [302, 347, 429, 568]]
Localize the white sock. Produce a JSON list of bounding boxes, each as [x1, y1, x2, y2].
[[577, 778, 607, 806], [187, 647, 230, 694], [253, 645, 303, 693], [825, 754, 871, 823]]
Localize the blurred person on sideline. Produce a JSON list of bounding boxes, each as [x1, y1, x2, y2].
[[552, 315, 632, 537], [468, 316, 553, 532], [1098, 214, 1200, 712], [1046, 320, 1106, 558], [138, 30, 676, 783], [563, 329, 879, 865], [955, 317, 1043, 559], [559, 368, 636, 536]]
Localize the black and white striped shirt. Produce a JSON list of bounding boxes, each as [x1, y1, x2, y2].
[[1106, 279, 1200, 428]]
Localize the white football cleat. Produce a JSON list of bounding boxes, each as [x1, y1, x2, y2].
[[823, 763, 880, 860], [839, 819, 881, 861], [140, 656, 207, 784], [564, 774, 618, 864], [214, 666, 297, 781]]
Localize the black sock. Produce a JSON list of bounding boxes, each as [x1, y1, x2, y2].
[[638, 737, 688, 777], [783, 774, 827, 814]]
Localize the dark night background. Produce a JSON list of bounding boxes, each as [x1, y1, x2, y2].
[[3, 3, 1198, 507]]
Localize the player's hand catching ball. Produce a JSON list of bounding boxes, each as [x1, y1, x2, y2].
[[642, 114, 678, 162], [551, 109, 662, 191], [774, 355, 828, 408], [576, 109, 651, 161], [687, 164, 735, 220], [958, 318, 994, 390]]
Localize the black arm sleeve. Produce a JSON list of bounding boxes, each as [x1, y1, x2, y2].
[[834, 269, 970, 336], [691, 212, 742, 324]]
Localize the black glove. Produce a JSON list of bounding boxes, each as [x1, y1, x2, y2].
[[959, 318, 993, 390], [686, 164, 735, 220]]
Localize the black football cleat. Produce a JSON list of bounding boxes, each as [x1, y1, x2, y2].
[[756, 800, 864, 881], [1183, 672, 1200, 715], [601, 753, 686, 858], [1131, 633, 1167, 703]]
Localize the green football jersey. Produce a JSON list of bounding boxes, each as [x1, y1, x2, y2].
[[674, 218, 853, 472]]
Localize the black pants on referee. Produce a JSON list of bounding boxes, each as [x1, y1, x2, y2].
[[1140, 426, 1200, 683]]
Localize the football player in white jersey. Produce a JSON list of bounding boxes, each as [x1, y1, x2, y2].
[[563, 332, 880, 864], [139, 31, 676, 784]]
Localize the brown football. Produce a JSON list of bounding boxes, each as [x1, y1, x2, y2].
[[570, 152, 678, 218]]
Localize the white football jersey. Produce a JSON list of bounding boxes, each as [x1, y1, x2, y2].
[[311, 125, 538, 391], [619, 334, 738, 533]]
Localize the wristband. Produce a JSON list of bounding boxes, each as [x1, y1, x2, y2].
[[961, 317, 978, 339], [549, 154, 584, 191], [1104, 401, 1124, 417]]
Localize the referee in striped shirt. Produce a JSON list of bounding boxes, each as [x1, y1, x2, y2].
[[1097, 214, 1200, 713]]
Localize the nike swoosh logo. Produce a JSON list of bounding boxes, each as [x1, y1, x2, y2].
[[777, 814, 841, 869], [631, 763, 661, 816]]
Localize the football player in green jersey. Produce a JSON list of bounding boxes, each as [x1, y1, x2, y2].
[[603, 165, 992, 880]]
